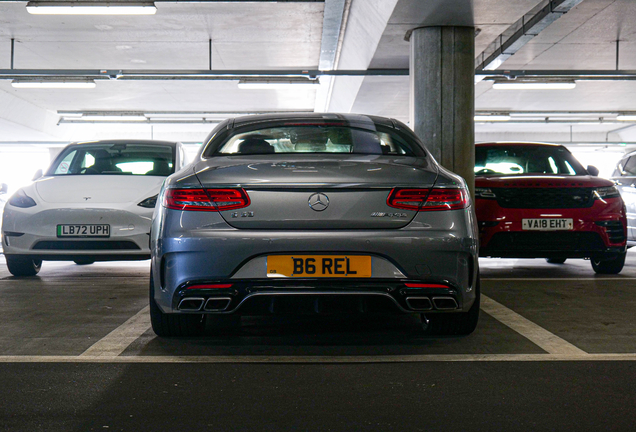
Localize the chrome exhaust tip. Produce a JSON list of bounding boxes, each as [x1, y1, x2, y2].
[[178, 297, 205, 311], [204, 297, 232, 311], [432, 296, 459, 310], [405, 296, 433, 311]]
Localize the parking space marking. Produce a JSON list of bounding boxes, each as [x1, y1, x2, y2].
[[3, 353, 636, 363], [482, 278, 636, 281], [79, 306, 151, 357], [481, 295, 587, 355]]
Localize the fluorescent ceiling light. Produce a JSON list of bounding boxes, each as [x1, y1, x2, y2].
[[26, 1, 156, 15], [492, 81, 576, 90], [617, 115, 636, 121], [79, 114, 147, 121], [237, 80, 319, 90], [11, 80, 96, 89], [474, 115, 510, 122]]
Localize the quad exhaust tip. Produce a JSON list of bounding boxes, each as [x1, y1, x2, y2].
[[178, 297, 205, 311], [432, 296, 459, 310], [178, 297, 232, 311], [405, 297, 433, 311], [204, 297, 232, 311], [406, 296, 459, 311]]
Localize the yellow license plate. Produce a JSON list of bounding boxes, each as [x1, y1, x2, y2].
[[267, 255, 371, 278]]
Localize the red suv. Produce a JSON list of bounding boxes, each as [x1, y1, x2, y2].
[[475, 142, 627, 274]]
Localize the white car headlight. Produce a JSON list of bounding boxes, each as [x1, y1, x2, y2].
[[8, 189, 36, 208]]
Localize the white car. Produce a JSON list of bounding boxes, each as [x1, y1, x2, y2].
[[1, 139, 186, 276], [0, 183, 7, 235]]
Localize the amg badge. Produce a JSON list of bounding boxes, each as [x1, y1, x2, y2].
[[371, 212, 407, 218]]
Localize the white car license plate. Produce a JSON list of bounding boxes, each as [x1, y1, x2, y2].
[[57, 224, 110, 238], [522, 218, 573, 231]]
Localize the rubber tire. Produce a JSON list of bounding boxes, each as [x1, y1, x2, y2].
[[149, 272, 205, 337], [546, 258, 567, 264], [591, 252, 626, 274], [74, 259, 95, 265], [422, 279, 480, 336], [5, 255, 42, 277]]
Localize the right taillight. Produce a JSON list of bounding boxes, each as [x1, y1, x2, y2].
[[387, 188, 469, 211], [163, 188, 250, 211]]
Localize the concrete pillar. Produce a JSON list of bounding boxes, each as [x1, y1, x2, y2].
[[409, 26, 475, 196]]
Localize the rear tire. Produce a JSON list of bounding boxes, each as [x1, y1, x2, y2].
[[591, 252, 626, 274], [546, 258, 567, 264], [74, 259, 95, 265], [5, 255, 42, 277], [422, 279, 480, 336], [149, 271, 204, 337]]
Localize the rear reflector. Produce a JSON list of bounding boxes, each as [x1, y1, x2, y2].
[[387, 188, 469, 211], [164, 188, 250, 211], [186, 283, 233, 290], [404, 283, 449, 288]]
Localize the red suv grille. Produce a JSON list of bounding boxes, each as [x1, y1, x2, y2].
[[493, 187, 594, 209]]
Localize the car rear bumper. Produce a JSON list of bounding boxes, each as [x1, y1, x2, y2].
[[170, 278, 468, 316], [151, 234, 479, 314]]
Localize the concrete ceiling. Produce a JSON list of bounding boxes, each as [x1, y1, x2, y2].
[[0, 0, 635, 144]]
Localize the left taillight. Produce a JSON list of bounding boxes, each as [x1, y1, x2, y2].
[[387, 188, 469, 211], [163, 188, 250, 211]]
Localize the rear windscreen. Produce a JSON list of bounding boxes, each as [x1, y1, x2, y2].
[[212, 126, 418, 156]]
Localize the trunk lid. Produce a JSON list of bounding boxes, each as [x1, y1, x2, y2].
[[193, 155, 438, 229]]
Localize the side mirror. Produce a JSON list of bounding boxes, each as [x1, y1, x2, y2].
[[32, 169, 43, 181], [587, 165, 600, 176]]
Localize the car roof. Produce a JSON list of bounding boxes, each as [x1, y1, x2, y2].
[[476, 141, 563, 147], [70, 139, 179, 147], [230, 112, 396, 129]]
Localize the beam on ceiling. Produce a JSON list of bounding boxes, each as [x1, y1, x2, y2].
[[314, 0, 349, 112], [325, 0, 400, 113], [475, 0, 585, 71], [0, 94, 67, 140]]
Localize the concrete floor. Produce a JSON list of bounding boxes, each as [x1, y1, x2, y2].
[[1, 254, 636, 431]]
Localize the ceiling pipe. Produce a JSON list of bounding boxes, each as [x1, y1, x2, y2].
[[0, 68, 409, 81], [476, 70, 636, 79], [5, 68, 636, 82], [475, 0, 585, 71]]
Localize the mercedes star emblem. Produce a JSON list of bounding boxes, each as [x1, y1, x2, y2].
[[308, 193, 329, 212]]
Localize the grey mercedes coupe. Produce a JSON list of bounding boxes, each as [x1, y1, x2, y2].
[[150, 113, 480, 337]]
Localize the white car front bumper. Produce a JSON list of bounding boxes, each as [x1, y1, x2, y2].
[[2, 205, 152, 260]]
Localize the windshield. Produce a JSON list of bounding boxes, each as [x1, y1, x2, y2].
[[475, 145, 587, 176], [48, 143, 175, 176], [212, 126, 417, 156]]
